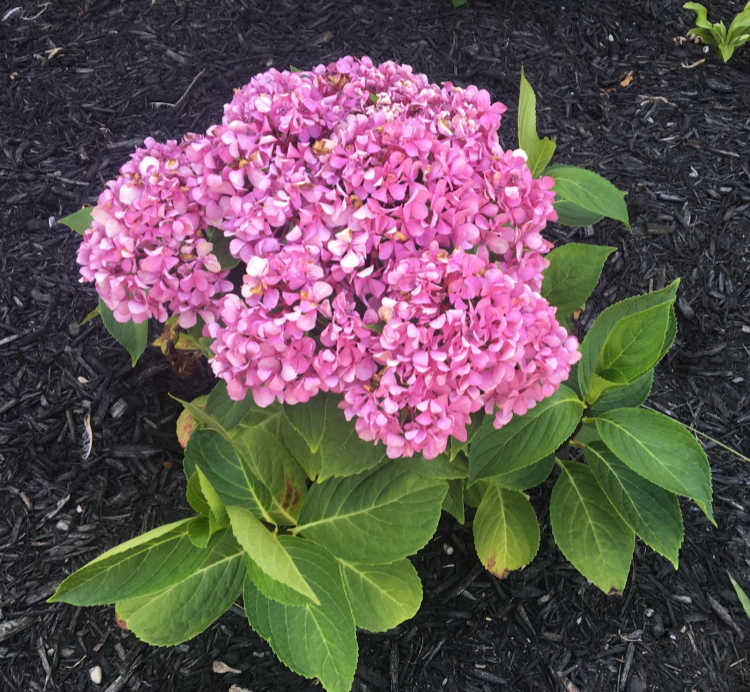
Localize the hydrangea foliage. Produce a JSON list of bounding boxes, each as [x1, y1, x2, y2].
[[78, 56, 580, 459]]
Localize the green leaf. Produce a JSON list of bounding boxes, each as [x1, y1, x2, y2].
[[577, 280, 680, 403], [285, 394, 387, 482], [78, 305, 100, 327], [552, 199, 604, 228], [186, 471, 209, 515], [338, 558, 422, 632], [243, 539, 357, 692], [588, 370, 654, 416], [541, 243, 616, 330], [550, 461, 634, 594], [281, 422, 322, 480], [596, 302, 673, 384], [473, 483, 540, 579], [116, 529, 245, 646], [443, 479, 466, 523], [283, 395, 327, 453], [490, 454, 555, 490], [544, 164, 630, 229], [295, 462, 447, 563], [48, 518, 205, 605], [187, 516, 212, 548], [584, 441, 683, 568], [206, 380, 279, 430], [244, 552, 309, 607], [230, 424, 307, 522], [448, 414, 482, 461], [405, 453, 468, 481], [592, 407, 713, 523], [184, 430, 275, 525], [59, 206, 93, 235], [226, 505, 319, 605], [517, 68, 557, 177], [98, 299, 148, 367], [729, 573, 750, 620], [468, 385, 583, 483]]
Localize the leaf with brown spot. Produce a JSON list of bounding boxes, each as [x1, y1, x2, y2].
[[473, 482, 540, 579]]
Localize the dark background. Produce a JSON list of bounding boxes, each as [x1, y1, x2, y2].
[[1, 1, 749, 690]]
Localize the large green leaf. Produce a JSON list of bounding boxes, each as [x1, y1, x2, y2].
[[550, 461, 634, 594], [49, 518, 206, 605], [541, 243, 615, 330], [226, 505, 319, 605], [295, 463, 447, 563], [517, 68, 556, 177], [473, 483, 540, 579], [59, 206, 93, 235], [596, 302, 672, 384], [285, 394, 387, 482], [338, 558, 422, 632], [468, 385, 583, 483], [584, 442, 683, 568], [592, 407, 714, 523], [115, 529, 245, 646], [243, 539, 357, 692], [544, 164, 630, 229], [98, 299, 148, 367], [588, 370, 653, 416], [577, 280, 679, 403]]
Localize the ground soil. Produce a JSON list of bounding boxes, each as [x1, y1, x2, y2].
[[1, 0, 750, 690]]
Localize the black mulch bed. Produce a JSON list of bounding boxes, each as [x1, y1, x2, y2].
[[2, 0, 750, 690]]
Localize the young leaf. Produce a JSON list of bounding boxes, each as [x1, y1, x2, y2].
[[541, 243, 616, 330], [588, 370, 654, 416], [226, 505, 319, 605], [49, 518, 213, 605], [595, 302, 673, 384], [58, 206, 93, 234], [517, 68, 557, 177], [468, 385, 584, 483], [728, 573, 750, 620], [115, 529, 245, 646], [98, 298, 148, 367], [473, 483, 540, 579], [443, 479, 466, 524], [592, 407, 714, 524], [550, 461, 634, 594], [577, 280, 679, 403], [243, 539, 357, 692], [584, 441, 683, 568], [338, 558, 422, 632], [544, 164, 630, 230], [295, 462, 447, 563]]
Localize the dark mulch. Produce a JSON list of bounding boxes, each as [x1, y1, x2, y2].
[[2, 0, 750, 690]]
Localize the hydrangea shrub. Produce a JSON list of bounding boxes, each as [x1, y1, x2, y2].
[[52, 58, 712, 692]]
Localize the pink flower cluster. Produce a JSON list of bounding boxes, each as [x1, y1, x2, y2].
[[78, 56, 581, 459]]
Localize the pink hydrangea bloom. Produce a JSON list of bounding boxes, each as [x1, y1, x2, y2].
[[78, 56, 581, 459], [77, 138, 232, 326]]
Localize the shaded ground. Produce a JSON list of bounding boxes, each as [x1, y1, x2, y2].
[[1, 0, 750, 690]]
